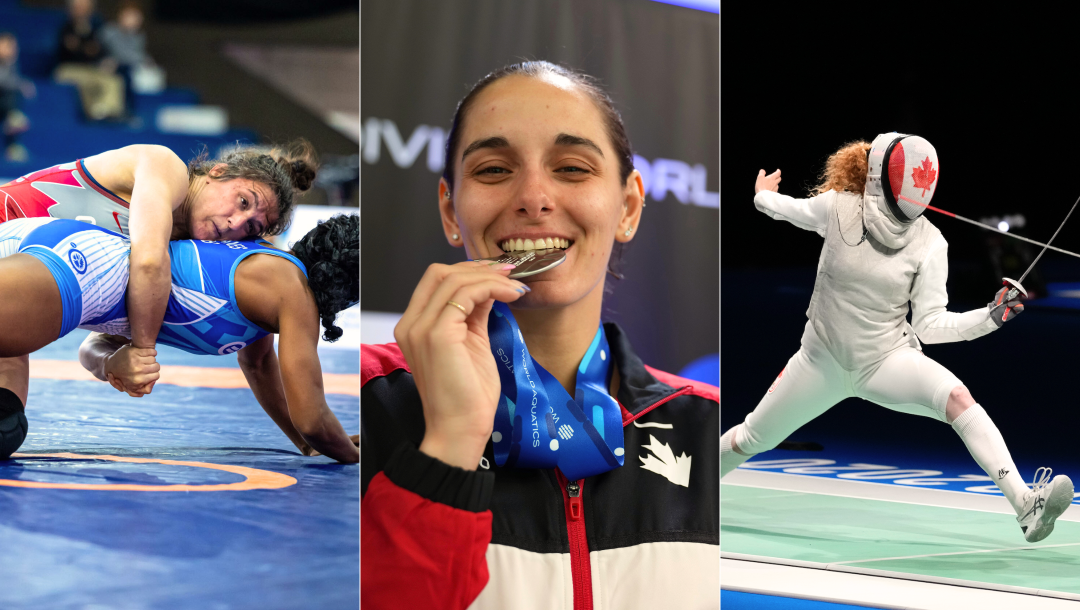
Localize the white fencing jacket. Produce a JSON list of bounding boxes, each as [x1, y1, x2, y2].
[[754, 189, 998, 371]]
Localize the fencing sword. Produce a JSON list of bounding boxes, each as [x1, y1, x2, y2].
[[1000, 193, 1080, 302], [904, 194, 1080, 304]]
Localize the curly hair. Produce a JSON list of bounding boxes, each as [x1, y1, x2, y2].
[[291, 214, 358, 342], [188, 139, 319, 237], [811, 140, 871, 196]]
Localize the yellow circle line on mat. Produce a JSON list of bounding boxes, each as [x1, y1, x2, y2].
[[1, 453, 298, 491]]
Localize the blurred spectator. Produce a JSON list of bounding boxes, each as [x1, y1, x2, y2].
[[0, 32, 35, 162], [100, 1, 157, 115], [54, 0, 126, 121]]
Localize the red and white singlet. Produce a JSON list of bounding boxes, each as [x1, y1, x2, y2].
[[0, 160, 131, 234]]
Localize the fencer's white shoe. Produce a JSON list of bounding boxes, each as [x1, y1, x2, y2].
[[1016, 468, 1074, 543]]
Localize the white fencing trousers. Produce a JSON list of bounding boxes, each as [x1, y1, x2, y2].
[[735, 321, 962, 455]]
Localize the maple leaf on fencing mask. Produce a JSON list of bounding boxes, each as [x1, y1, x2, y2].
[[911, 156, 937, 197], [639, 435, 692, 487]]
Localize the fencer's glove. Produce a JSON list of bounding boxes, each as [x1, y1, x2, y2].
[[988, 287, 1024, 327]]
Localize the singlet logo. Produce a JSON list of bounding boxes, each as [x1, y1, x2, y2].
[[201, 240, 248, 250], [218, 341, 247, 355], [68, 242, 87, 274]]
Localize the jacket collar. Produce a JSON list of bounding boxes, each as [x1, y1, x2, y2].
[[604, 323, 685, 424]]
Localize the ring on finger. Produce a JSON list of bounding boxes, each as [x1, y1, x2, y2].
[[446, 300, 467, 315]]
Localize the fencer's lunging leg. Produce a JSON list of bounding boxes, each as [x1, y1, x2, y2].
[[722, 325, 849, 478], [946, 386, 1028, 513], [857, 349, 1031, 513]]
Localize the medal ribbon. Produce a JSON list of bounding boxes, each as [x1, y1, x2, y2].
[[488, 302, 625, 480]]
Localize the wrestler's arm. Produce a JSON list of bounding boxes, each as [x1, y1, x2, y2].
[[236, 334, 313, 455], [235, 258, 358, 463], [276, 289, 358, 463], [83, 146, 188, 388], [910, 235, 999, 343]]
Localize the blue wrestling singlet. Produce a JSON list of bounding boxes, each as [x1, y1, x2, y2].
[[0, 218, 306, 354], [0, 217, 129, 337], [159, 236, 307, 355]]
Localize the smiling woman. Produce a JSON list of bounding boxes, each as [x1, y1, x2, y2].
[[361, 61, 719, 610]]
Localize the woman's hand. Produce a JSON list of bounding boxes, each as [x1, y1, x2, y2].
[[104, 344, 160, 397], [989, 286, 1025, 327], [395, 261, 528, 471], [302, 434, 360, 457], [755, 169, 781, 194]]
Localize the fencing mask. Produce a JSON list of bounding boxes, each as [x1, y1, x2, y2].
[[863, 133, 939, 248]]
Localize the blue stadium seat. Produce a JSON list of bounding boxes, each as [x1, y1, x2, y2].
[[0, 3, 261, 181]]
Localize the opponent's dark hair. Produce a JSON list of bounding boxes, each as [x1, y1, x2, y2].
[[188, 139, 318, 237], [442, 60, 635, 192], [443, 61, 635, 279], [291, 214, 358, 342]]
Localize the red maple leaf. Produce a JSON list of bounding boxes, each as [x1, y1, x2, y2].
[[911, 156, 937, 197]]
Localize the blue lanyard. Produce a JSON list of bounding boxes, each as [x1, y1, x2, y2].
[[488, 302, 625, 480]]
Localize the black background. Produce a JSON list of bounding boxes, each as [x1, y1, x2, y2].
[[723, 7, 1080, 274]]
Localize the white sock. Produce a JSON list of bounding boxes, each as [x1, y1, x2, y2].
[[721, 425, 751, 478], [951, 404, 1028, 513]]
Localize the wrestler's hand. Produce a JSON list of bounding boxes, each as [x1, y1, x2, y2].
[[104, 344, 161, 397], [303, 435, 359, 457], [395, 261, 528, 471], [106, 376, 156, 397], [989, 287, 1024, 327], [755, 169, 781, 194]]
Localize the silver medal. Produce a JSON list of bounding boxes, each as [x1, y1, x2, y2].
[[479, 249, 566, 279]]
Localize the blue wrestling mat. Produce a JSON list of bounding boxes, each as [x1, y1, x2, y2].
[[0, 330, 359, 610]]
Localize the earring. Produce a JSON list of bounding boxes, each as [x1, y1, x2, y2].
[[451, 233, 459, 240], [445, 191, 451, 199], [624, 227, 633, 237]]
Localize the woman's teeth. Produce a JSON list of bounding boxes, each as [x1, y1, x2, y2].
[[500, 237, 570, 252]]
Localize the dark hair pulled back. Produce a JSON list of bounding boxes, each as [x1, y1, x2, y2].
[[188, 139, 318, 237], [290, 214, 358, 342], [443, 61, 636, 279], [442, 61, 635, 192]]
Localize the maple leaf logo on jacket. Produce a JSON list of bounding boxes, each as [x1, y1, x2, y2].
[[639, 434, 692, 487], [911, 156, 937, 197]]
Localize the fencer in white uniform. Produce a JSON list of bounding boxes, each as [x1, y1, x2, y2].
[[721, 133, 1074, 543]]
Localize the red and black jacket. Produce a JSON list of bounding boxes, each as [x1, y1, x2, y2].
[[361, 323, 719, 610]]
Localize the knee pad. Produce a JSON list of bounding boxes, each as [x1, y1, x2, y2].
[[0, 388, 27, 460]]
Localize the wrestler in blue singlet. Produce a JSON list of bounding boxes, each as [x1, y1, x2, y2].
[[0, 218, 306, 355]]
